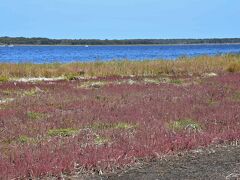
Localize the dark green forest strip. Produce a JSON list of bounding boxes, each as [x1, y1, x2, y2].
[[1, 37, 240, 45]]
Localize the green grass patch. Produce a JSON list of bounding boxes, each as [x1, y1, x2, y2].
[[27, 111, 44, 121], [0, 76, 9, 83], [48, 128, 79, 137], [23, 89, 38, 96], [94, 135, 110, 145], [18, 135, 32, 144], [90, 122, 137, 130], [232, 91, 240, 101], [170, 79, 182, 84], [168, 119, 202, 132], [64, 73, 79, 80], [143, 78, 160, 84], [114, 122, 137, 129], [207, 98, 218, 106], [2, 90, 12, 96]]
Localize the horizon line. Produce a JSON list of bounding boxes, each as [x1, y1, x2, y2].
[[2, 36, 240, 40]]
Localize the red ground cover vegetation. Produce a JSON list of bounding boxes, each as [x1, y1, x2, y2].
[[0, 73, 240, 179]]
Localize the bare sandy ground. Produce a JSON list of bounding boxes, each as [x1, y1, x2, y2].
[[70, 144, 240, 180]]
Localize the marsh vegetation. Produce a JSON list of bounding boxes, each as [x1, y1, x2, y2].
[[0, 55, 240, 178]]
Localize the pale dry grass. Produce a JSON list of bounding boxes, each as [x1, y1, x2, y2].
[[0, 55, 239, 78]]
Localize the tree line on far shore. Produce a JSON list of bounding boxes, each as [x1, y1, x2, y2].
[[1, 36, 240, 45]]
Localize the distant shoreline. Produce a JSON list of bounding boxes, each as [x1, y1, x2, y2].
[[2, 37, 240, 46], [9, 43, 240, 47]]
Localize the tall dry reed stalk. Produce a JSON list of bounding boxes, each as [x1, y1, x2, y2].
[[0, 54, 239, 78]]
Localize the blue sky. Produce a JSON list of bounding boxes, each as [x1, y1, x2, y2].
[[0, 0, 239, 39]]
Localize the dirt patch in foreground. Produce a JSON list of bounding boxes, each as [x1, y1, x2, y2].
[[74, 145, 240, 180], [108, 145, 240, 180]]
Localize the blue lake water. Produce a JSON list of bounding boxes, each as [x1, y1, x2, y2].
[[0, 44, 240, 63]]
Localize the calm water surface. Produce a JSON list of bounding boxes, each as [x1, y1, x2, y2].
[[0, 44, 240, 63]]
